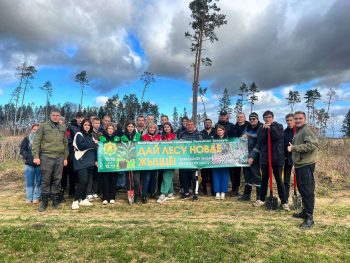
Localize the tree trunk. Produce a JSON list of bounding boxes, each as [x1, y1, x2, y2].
[[80, 84, 84, 111], [18, 77, 29, 128]]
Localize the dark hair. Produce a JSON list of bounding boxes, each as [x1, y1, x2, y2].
[[263, 110, 274, 118], [204, 118, 212, 123], [161, 115, 169, 120], [137, 115, 144, 120], [294, 111, 306, 118], [81, 119, 93, 133], [103, 115, 112, 121], [50, 108, 60, 114], [285, 113, 294, 119], [75, 112, 84, 118], [181, 116, 189, 121], [92, 117, 100, 122], [125, 120, 136, 130], [163, 122, 174, 133]]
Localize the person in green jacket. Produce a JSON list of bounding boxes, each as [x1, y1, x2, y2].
[[121, 121, 142, 203], [288, 111, 318, 229], [32, 108, 69, 212]]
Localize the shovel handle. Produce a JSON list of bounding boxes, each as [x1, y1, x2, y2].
[[267, 129, 273, 194]]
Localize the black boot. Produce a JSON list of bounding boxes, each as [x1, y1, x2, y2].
[[59, 188, 65, 203], [292, 210, 307, 219], [232, 186, 239, 196], [52, 194, 61, 209], [142, 195, 148, 204], [255, 187, 261, 201], [300, 213, 314, 229], [38, 194, 49, 212], [238, 185, 251, 201]]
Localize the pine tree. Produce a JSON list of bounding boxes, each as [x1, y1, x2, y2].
[[248, 82, 260, 113], [286, 90, 301, 112], [172, 107, 179, 130], [218, 88, 233, 115], [342, 109, 350, 137], [75, 70, 89, 111], [238, 82, 248, 111]]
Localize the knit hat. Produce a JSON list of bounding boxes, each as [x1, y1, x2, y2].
[[249, 112, 259, 119]]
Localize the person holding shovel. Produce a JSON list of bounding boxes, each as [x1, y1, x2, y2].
[[252, 111, 289, 211], [288, 111, 318, 229], [120, 121, 142, 204]]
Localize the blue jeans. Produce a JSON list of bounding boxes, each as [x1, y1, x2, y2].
[[141, 170, 157, 196], [117, 172, 126, 188], [25, 165, 42, 201], [212, 168, 229, 193]]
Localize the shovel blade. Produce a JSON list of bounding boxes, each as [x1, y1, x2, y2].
[[292, 193, 302, 210], [265, 195, 278, 210], [127, 190, 134, 205]]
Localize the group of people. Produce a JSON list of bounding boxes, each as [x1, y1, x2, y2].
[[20, 107, 318, 229]]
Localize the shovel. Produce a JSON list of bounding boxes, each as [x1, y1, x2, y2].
[[265, 128, 278, 210], [127, 171, 134, 205], [292, 168, 302, 210]]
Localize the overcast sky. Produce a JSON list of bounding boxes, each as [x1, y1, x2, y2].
[[0, 0, 349, 136]]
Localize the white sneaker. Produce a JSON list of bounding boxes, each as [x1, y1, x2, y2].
[[157, 194, 168, 203], [215, 193, 221, 200], [167, 193, 175, 200], [79, 199, 93, 206], [71, 200, 79, 210], [220, 193, 225, 200], [253, 200, 265, 207], [87, 195, 93, 201], [102, 200, 108, 205], [282, 203, 290, 211], [109, 199, 115, 204], [93, 194, 99, 199]]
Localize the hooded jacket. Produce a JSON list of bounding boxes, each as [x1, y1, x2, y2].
[[73, 130, 97, 171]]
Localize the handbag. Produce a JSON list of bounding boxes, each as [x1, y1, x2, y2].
[[73, 132, 94, 160]]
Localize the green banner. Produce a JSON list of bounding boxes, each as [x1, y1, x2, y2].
[[97, 138, 249, 172]]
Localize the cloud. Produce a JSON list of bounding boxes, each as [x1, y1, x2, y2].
[[95, 96, 109, 107]]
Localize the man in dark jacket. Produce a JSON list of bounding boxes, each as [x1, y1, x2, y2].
[[67, 112, 84, 196], [284, 113, 295, 203], [178, 120, 203, 201], [200, 118, 215, 195], [32, 108, 69, 212], [228, 112, 249, 195], [251, 111, 289, 211], [239, 112, 262, 201], [215, 110, 235, 136], [288, 111, 318, 228], [175, 116, 189, 138]]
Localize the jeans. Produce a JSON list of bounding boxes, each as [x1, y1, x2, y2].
[[142, 170, 157, 196], [212, 168, 229, 193], [25, 165, 42, 201], [117, 172, 126, 188]]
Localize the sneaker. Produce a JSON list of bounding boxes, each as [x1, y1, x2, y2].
[[93, 194, 99, 199], [71, 200, 79, 210], [87, 195, 93, 201], [33, 199, 39, 205], [192, 195, 199, 201], [26, 200, 32, 205], [80, 199, 93, 206], [110, 200, 115, 204], [282, 203, 290, 211], [102, 200, 108, 205], [157, 194, 168, 203], [220, 193, 225, 200], [181, 193, 190, 200], [167, 193, 175, 200], [253, 200, 265, 207], [215, 193, 221, 200]]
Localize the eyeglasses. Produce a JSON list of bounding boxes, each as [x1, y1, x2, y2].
[[249, 118, 257, 121]]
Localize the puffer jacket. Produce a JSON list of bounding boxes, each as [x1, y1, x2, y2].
[[20, 136, 38, 167], [73, 131, 97, 171]]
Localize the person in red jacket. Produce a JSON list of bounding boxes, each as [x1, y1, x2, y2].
[[141, 122, 161, 203], [157, 122, 176, 203]]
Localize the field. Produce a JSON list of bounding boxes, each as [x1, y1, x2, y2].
[[0, 138, 349, 262]]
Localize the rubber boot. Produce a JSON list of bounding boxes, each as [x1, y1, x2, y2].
[[255, 186, 261, 201], [292, 210, 307, 219], [300, 213, 314, 229], [52, 194, 61, 209], [238, 185, 251, 201], [38, 194, 49, 212]]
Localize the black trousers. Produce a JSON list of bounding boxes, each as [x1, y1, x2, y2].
[[75, 167, 94, 201], [67, 159, 77, 196], [260, 164, 286, 204], [87, 166, 99, 195], [284, 164, 293, 202], [230, 167, 241, 191], [102, 172, 117, 201], [181, 170, 196, 194], [296, 164, 315, 215], [61, 165, 69, 190], [201, 168, 213, 194]]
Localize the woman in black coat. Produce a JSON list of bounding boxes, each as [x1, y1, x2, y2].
[[71, 119, 98, 210]]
